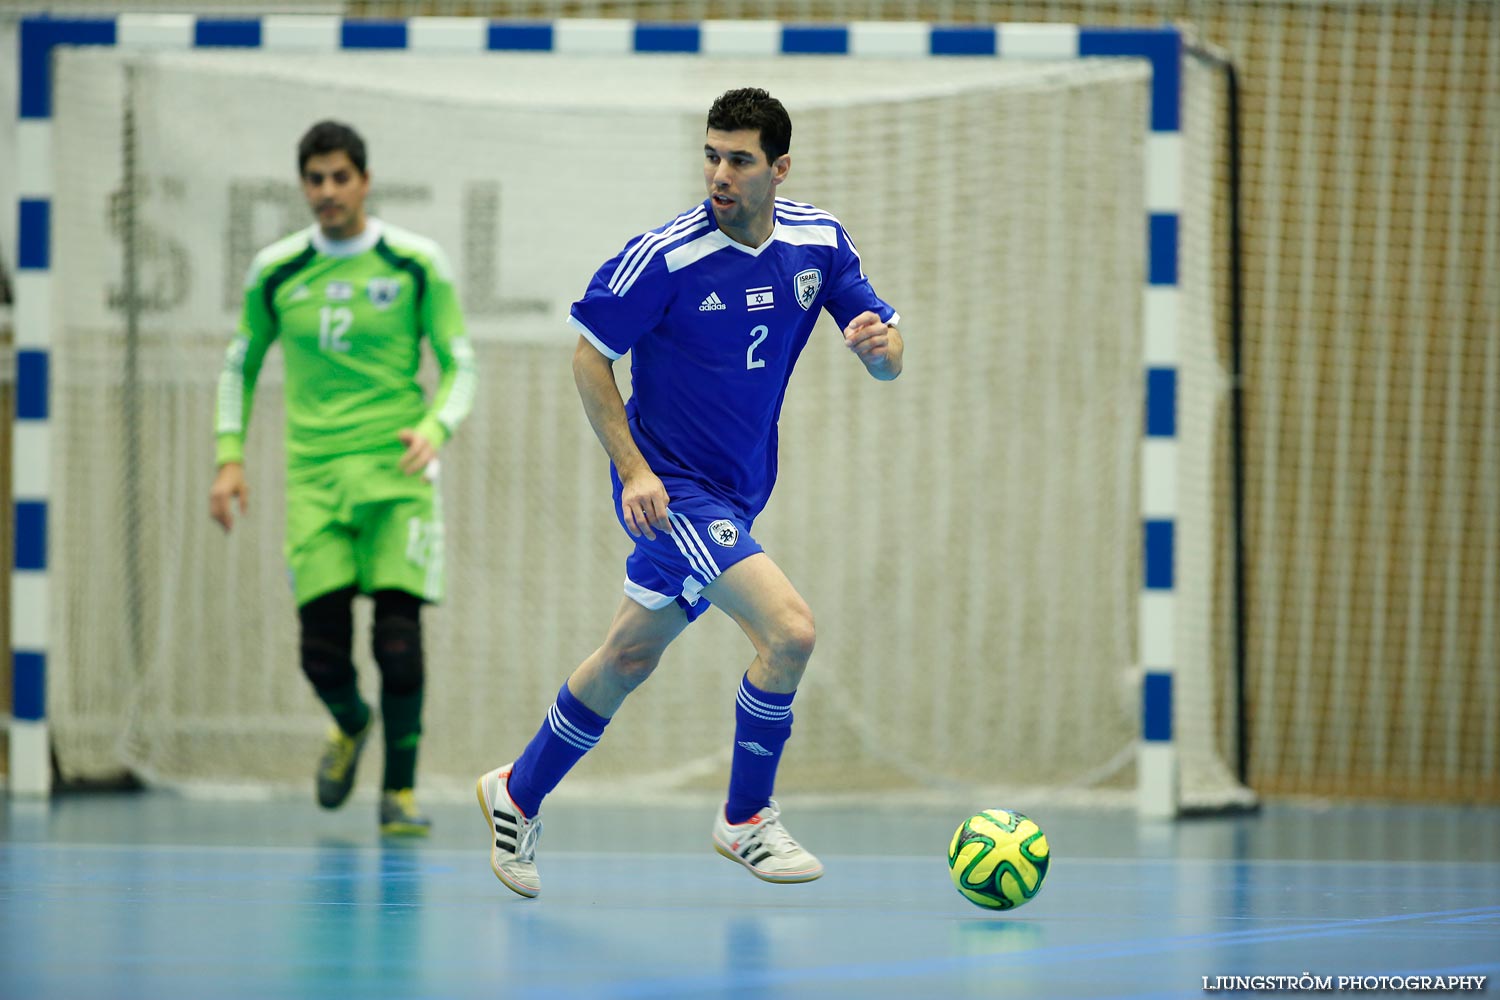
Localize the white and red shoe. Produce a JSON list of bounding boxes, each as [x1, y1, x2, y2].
[[712, 799, 824, 883], [476, 763, 542, 898]]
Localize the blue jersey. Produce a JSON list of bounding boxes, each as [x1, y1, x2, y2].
[[568, 197, 898, 519]]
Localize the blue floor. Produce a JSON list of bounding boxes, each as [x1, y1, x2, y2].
[[3, 794, 1498, 998]]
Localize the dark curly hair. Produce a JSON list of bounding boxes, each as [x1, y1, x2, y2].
[[297, 120, 368, 176], [706, 88, 791, 162]]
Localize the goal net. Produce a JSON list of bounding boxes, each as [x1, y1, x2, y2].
[[45, 44, 1244, 808]]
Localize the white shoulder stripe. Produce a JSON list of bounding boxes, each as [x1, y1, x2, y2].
[[665, 231, 733, 272], [775, 224, 838, 248], [609, 207, 708, 295], [609, 207, 704, 290], [609, 218, 691, 292], [245, 229, 313, 288], [776, 207, 840, 225], [612, 205, 706, 285], [610, 217, 710, 296], [775, 198, 840, 221], [613, 217, 711, 296]]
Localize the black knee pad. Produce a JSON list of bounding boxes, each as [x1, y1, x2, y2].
[[298, 587, 356, 692], [372, 590, 424, 696]]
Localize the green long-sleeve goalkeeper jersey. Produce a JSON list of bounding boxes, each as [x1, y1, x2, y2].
[[216, 218, 477, 466]]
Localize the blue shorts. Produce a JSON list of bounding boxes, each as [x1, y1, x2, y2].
[[611, 477, 763, 623]]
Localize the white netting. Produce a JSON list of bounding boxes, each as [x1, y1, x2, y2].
[[1175, 48, 1254, 811], [46, 47, 1237, 806]]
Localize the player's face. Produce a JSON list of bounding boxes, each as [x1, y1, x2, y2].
[[704, 128, 789, 246], [301, 150, 370, 240]]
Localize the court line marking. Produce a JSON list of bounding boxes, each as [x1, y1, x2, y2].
[[596, 904, 1500, 997]]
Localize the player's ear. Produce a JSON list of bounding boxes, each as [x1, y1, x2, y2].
[[772, 154, 790, 185]]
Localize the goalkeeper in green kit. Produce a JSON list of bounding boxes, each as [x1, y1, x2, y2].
[[209, 121, 477, 835]]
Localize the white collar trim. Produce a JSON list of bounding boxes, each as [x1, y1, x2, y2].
[[716, 222, 783, 258], [312, 217, 383, 257]]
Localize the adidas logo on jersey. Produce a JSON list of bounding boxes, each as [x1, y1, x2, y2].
[[737, 741, 774, 757], [699, 291, 727, 312]]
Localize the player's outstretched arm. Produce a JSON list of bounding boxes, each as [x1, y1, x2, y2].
[[843, 311, 904, 381], [209, 462, 248, 533], [572, 336, 672, 540]]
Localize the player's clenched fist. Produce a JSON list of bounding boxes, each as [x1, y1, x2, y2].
[[843, 311, 903, 380], [620, 470, 672, 541]]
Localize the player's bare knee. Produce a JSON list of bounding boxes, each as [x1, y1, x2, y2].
[[599, 640, 663, 692], [765, 608, 816, 669]]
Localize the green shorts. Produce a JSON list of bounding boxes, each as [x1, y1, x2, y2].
[[285, 451, 444, 607]]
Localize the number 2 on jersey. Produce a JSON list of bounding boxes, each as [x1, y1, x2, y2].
[[747, 324, 769, 370], [319, 306, 352, 353]]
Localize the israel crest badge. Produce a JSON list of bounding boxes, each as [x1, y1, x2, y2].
[[708, 519, 739, 547], [795, 268, 822, 311], [366, 277, 401, 309]]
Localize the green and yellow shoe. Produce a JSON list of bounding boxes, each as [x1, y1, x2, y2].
[[315, 720, 370, 810], [380, 788, 432, 837]]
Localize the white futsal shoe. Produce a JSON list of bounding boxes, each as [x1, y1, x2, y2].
[[476, 763, 543, 898], [712, 799, 825, 883]]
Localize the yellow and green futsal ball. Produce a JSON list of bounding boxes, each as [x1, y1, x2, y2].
[[948, 808, 1050, 910]]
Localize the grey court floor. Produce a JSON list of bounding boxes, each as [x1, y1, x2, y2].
[[2, 791, 1498, 999]]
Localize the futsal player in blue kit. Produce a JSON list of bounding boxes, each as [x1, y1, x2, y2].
[[477, 88, 904, 897]]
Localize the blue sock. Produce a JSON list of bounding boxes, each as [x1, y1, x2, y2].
[[507, 681, 609, 818], [725, 673, 796, 824]]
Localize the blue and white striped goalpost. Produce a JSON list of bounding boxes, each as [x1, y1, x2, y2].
[[11, 14, 1185, 814]]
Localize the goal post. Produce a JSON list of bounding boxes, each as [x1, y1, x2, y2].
[[11, 14, 1251, 816]]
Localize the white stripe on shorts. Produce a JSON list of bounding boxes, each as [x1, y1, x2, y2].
[[666, 512, 717, 584], [669, 512, 722, 580], [624, 577, 676, 610]]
